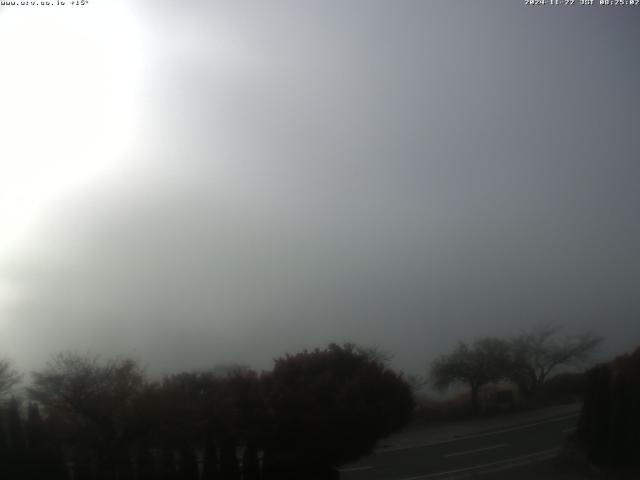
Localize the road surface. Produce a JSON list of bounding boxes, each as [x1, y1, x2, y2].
[[339, 413, 579, 480]]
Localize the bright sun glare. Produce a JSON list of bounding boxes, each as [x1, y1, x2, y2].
[[0, 1, 147, 256]]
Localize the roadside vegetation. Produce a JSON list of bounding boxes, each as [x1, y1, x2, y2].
[[0, 343, 413, 480], [567, 345, 640, 476], [2, 327, 637, 479]]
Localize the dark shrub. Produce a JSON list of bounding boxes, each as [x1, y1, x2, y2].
[[574, 347, 640, 468], [263, 343, 414, 472]]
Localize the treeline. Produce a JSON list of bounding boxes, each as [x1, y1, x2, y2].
[[0, 343, 414, 480]]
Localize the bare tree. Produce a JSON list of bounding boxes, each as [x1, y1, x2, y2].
[[508, 325, 602, 398], [430, 338, 511, 413], [0, 358, 21, 397], [29, 351, 146, 463]]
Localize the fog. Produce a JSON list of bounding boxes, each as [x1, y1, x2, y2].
[[1, 1, 639, 376]]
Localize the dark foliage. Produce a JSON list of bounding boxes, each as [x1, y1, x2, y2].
[[574, 346, 640, 468], [0, 399, 67, 480], [6, 397, 26, 479], [219, 436, 240, 480], [201, 436, 220, 480], [177, 446, 198, 480], [538, 372, 586, 404], [241, 442, 260, 480], [263, 343, 414, 472], [132, 442, 154, 480], [0, 343, 412, 479]]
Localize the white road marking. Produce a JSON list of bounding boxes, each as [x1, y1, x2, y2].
[[396, 448, 561, 480], [444, 443, 508, 458], [379, 413, 579, 453], [338, 465, 373, 472]]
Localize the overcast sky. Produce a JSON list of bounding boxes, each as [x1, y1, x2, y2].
[[1, 1, 639, 376]]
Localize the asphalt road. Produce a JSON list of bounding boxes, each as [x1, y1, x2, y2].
[[339, 413, 579, 480]]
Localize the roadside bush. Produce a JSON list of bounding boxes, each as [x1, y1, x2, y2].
[[14, 344, 413, 479], [574, 346, 640, 468], [538, 372, 586, 405], [263, 343, 414, 478]]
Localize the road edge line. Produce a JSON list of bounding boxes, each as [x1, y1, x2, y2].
[[395, 447, 561, 480], [377, 413, 578, 453]]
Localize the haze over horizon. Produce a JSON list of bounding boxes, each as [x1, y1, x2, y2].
[[1, 0, 639, 377]]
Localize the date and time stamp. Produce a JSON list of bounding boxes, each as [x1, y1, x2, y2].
[[0, 1, 90, 6], [2, 0, 639, 8], [1, 0, 638, 8], [525, 0, 640, 5]]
